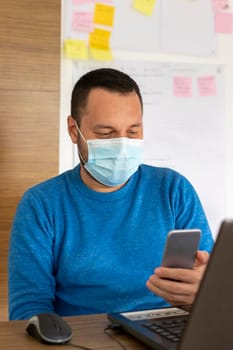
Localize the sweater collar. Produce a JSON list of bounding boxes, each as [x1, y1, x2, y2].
[[71, 164, 140, 202]]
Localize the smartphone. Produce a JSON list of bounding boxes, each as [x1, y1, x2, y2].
[[161, 229, 201, 269]]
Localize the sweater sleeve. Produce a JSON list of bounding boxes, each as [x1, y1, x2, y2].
[[8, 189, 56, 320], [172, 173, 214, 253]]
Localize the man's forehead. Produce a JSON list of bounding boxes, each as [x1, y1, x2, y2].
[[80, 88, 143, 128]]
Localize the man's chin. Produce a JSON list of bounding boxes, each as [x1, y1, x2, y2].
[[80, 165, 125, 191]]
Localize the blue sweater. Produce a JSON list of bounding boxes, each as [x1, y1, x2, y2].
[[8, 164, 214, 320]]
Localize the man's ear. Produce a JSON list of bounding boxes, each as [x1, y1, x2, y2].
[[67, 116, 78, 144]]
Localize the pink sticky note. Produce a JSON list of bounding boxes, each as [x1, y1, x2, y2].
[[72, 0, 94, 5], [72, 11, 94, 32], [94, 0, 113, 3], [214, 11, 233, 33], [173, 77, 192, 98], [197, 76, 217, 97], [211, 0, 229, 11]]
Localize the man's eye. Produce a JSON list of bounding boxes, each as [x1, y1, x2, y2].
[[96, 132, 113, 138], [128, 130, 138, 136]]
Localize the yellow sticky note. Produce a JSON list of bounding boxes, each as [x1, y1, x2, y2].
[[89, 28, 111, 50], [133, 0, 157, 16], [89, 47, 113, 61], [64, 39, 88, 60], [93, 3, 115, 27]]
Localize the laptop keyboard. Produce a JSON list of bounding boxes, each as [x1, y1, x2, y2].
[[143, 315, 188, 342]]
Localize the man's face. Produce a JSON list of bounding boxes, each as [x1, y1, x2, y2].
[[68, 87, 143, 190], [81, 87, 142, 136]]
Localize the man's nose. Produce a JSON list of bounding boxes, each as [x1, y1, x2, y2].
[[115, 130, 128, 138]]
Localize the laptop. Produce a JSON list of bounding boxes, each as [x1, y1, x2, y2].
[[108, 220, 233, 350]]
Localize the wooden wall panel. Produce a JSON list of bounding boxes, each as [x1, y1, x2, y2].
[[0, 0, 61, 320]]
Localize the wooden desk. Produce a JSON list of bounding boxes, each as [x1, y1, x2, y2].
[[0, 313, 149, 350]]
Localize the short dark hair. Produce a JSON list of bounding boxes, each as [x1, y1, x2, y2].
[[71, 68, 143, 125]]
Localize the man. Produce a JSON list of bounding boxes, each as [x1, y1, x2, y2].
[[8, 68, 214, 320]]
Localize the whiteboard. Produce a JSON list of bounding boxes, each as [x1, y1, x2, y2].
[[159, 0, 216, 55], [62, 0, 216, 55], [60, 0, 233, 237], [63, 60, 225, 237]]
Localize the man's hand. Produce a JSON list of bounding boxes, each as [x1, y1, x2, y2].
[[146, 251, 210, 305]]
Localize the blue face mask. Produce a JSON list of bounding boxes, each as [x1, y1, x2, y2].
[[77, 127, 144, 187]]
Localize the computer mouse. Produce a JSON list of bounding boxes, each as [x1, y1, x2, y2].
[[26, 312, 73, 344]]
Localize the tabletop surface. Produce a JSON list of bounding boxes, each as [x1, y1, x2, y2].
[[0, 313, 150, 350]]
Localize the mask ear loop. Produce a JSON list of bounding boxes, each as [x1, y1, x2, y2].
[[75, 123, 88, 164]]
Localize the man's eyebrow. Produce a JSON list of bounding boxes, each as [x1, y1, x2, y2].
[[128, 123, 143, 128], [93, 125, 114, 130], [93, 123, 143, 130]]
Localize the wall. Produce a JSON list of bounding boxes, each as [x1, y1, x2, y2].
[[0, 0, 61, 321]]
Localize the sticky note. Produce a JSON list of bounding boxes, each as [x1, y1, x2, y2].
[[197, 76, 217, 96], [173, 77, 192, 97], [64, 39, 88, 60], [72, 0, 94, 5], [72, 11, 94, 32], [133, 0, 157, 16], [89, 28, 111, 50], [214, 11, 233, 33], [211, 0, 229, 11], [96, 0, 113, 3], [93, 3, 115, 27], [89, 47, 113, 61]]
